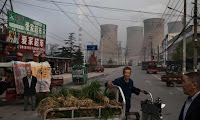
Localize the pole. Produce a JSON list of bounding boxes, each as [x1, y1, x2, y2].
[[9, 0, 14, 11], [83, 46, 86, 65], [101, 36, 104, 66], [183, 0, 187, 74], [158, 45, 160, 62], [151, 42, 153, 61], [193, 0, 198, 72], [144, 47, 146, 62]]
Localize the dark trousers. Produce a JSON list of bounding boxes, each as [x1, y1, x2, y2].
[[0, 82, 8, 95], [24, 95, 36, 110]]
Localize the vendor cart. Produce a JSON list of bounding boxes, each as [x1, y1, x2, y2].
[[39, 85, 127, 120], [161, 75, 183, 87]]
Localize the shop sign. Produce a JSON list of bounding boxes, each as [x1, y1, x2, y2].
[[7, 10, 46, 39]]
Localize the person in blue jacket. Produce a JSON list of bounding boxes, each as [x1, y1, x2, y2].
[[106, 67, 147, 112]]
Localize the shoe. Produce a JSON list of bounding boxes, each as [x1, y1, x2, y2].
[[24, 109, 27, 111]]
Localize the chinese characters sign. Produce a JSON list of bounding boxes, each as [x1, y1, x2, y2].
[[7, 10, 46, 39], [19, 33, 46, 53]]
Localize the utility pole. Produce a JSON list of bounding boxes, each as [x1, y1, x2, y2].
[[150, 42, 153, 61], [193, 0, 198, 72], [117, 41, 122, 66], [182, 0, 187, 74], [100, 36, 104, 66], [144, 47, 146, 62], [83, 45, 86, 65], [158, 45, 160, 62]]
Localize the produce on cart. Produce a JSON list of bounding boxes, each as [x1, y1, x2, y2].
[[37, 81, 124, 120]]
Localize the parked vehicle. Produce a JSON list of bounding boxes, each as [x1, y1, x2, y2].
[[141, 62, 148, 70], [72, 65, 88, 84], [95, 65, 104, 72], [146, 61, 159, 74], [161, 74, 183, 87]]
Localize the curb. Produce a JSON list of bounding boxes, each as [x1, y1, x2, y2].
[[88, 73, 108, 80]]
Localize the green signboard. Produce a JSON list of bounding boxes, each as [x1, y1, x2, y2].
[[7, 10, 46, 39]]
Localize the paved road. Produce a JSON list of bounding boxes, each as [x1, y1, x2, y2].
[[97, 66, 187, 120]]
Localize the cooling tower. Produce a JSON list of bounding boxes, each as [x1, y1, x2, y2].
[[168, 21, 183, 34], [126, 26, 143, 64], [98, 24, 118, 65], [142, 18, 165, 61]]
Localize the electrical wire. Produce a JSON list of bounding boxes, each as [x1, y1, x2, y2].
[[50, 1, 99, 44], [36, 0, 181, 16], [12, 1, 141, 23]]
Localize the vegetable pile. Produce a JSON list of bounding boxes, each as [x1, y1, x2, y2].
[[37, 81, 122, 119]]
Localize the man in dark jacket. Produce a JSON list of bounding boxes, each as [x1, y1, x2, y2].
[[106, 67, 147, 112], [179, 72, 200, 120], [23, 70, 37, 111]]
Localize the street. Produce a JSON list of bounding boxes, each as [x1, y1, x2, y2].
[[0, 66, 187, 120], [97, 66, 187, 120]]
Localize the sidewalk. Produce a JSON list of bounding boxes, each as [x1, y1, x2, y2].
[[52, 67, 122, 85]]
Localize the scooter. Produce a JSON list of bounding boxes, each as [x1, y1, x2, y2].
[[141, 92, 166, 120]]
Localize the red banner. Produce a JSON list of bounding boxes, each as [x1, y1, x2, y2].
[[19, 33, 46, 54]]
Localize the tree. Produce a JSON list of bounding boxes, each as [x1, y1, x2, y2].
[[56, 33, 78, 58], [172, 39, 200, 62], [108, 58, 113, 65], [73, 47, 83, 65]]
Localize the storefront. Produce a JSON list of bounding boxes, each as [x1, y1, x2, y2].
[[0, 10, 46, 62], [46, 56, 71, 73]]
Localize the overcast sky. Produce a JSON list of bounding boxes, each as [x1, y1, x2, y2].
[[1, 0, 196, 48]]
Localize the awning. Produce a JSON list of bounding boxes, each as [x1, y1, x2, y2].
[[46, 56, 71, 60], [0, 40, 19, 45], [0, 62, 13, 67]]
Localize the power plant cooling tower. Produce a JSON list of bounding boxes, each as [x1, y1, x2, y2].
[[142, 18, 165, 61], [98, 24, 118, 65], [168, 21, 183, 34], [126, 26, 143, 64]]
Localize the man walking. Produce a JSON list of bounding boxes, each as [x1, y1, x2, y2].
[[23, 70, 37, 111], [106, 67, 147, 112], [179, 72, 200, 120]]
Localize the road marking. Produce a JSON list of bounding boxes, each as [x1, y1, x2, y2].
[[145, 80, 152, 85], [151, 74, 161, 80], [175, 87, 183, 92], [169, 92, 173, 95]]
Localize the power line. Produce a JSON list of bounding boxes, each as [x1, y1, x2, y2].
[[13, 1, 142, 23], [36, 0, 181, 16], [151, 0, 183, 39], [82, 0, 118, 50], [160, 18, 193, 54], [72, 0, 99, 32], [50, 1, 99, 44], [149, 0, 172, 39]]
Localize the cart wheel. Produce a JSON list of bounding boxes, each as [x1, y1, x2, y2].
[[166, 82, 171, 87]]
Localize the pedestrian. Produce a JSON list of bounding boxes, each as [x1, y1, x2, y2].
[[179, 72, 200, 120], [106, 67, 147, 112], [23, 69, 37, 111]]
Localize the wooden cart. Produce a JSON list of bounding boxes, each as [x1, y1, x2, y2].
[[161, 75, 183, 87]]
